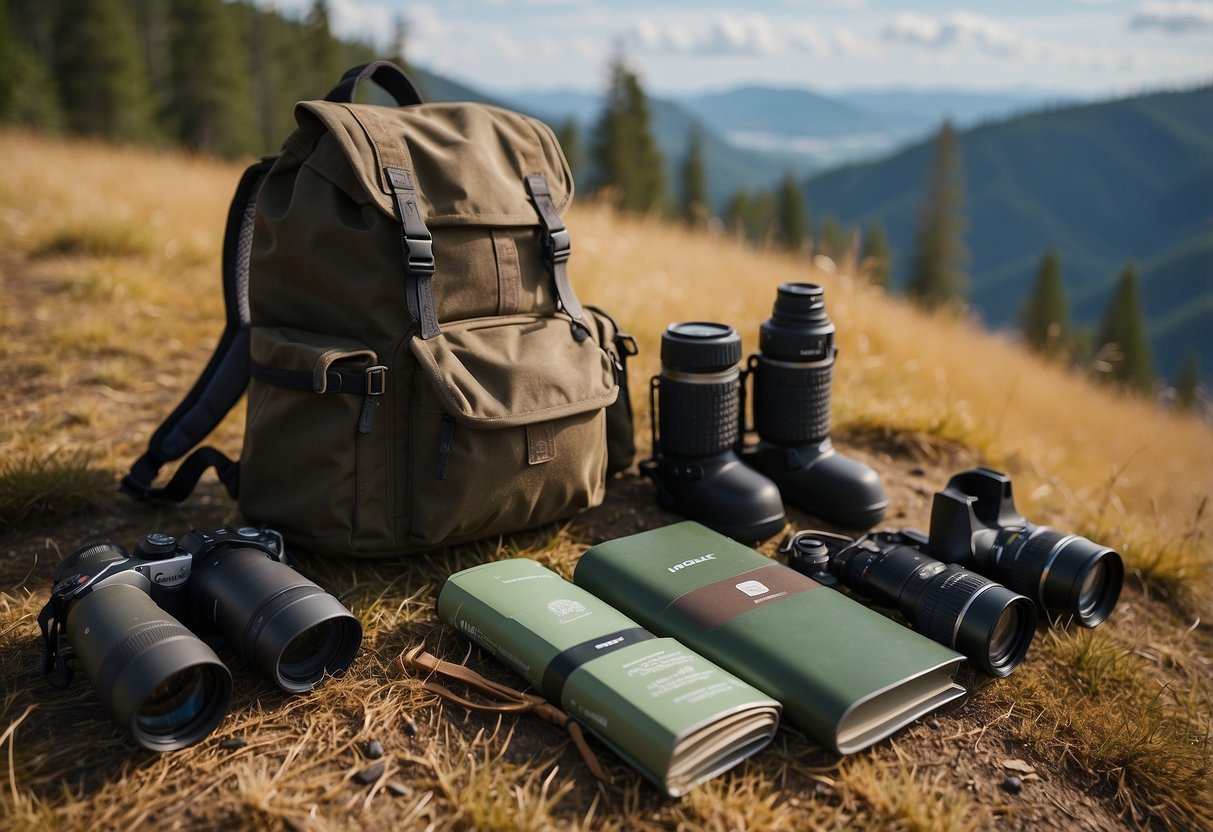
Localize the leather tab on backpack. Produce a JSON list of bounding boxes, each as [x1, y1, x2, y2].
[[491, 230, 522, 315], [526, 422, 556, 465]]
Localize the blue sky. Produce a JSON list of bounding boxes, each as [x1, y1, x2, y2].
[[260, 1, 1213, 96]]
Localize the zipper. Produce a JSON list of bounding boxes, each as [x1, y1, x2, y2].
[[436, 414, 456, 480]]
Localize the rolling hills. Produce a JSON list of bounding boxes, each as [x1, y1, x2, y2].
[[804, 84, 1213, 384]]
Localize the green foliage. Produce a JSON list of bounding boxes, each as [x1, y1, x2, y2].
[[860, 222, 892, 289], [817, 213, 850, 262], [304, 0, 343, 99], [0, 1, 62, 130], [680, 123, 709, 227], [591, 57, 666, 214], [906, 121, 969, 309], [54, 0, 157, 142], [165, 0, 256, 157], [1096, 263, 1155, 392], [1175, 350, 1200, 409], [804, 86, 1213, 383], [1021, 248, 1069, 355], [3, 0, 378, 158], [725, 187, 775, 244], [556, 118, 581, 180], [775, 171, 807, 252]]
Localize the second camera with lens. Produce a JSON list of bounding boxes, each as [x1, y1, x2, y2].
[[784, 528, 1037, 676], [927, 467, 1123, 627], [38, 526, 362, 751]]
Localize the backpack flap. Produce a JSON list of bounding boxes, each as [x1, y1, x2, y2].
[[287, 101, 579, 333], [293, 100, 573, 227], [406, 313, 617, 547]]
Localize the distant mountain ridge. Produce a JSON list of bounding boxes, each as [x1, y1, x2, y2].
[[503, 83, 1057, 203], [410, 65, 1209, 385], [805, 84, 1213, 384]]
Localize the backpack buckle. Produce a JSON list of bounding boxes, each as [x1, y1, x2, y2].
[[365, 365, 388, 396], [543, 227, 571, 266], [404, 235, 435, 276]]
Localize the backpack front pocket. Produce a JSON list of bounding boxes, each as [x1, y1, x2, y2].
[[406, 314, 617, 546], [242, 326, 393, 554]]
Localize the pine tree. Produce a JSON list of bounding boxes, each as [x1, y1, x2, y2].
[[1174, 351, 1201, 410], [54, 0, 157, 142], [1095, 263, 1154, 393], [818, 214, 847, 261], [775, 171, 807, 252], [557, 119, 581, 181], [165, 0, 256, 157], [860, 222, 892, 289], [0, 1, 62, 130], [680, 124, 709, 227], [726, 188, 751, 238], [591, 57, 666, 214], [305, 1, 343, 99], [1021, 249, 1069, 355], [906, 120, 969, 309]]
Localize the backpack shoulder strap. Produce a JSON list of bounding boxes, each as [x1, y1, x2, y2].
[[121, 156, 276, 503]]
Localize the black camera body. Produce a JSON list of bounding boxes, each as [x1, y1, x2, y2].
[[927, 468, 1123, 627], [784, 528, 1037, 676], [39, 527, 362, 751]]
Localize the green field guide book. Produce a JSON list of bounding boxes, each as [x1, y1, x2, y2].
[[436, 558, 782, 796], [574, 522, 966, 754]]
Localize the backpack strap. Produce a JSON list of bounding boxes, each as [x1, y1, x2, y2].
[[121, 156, 276, 503], [324, 60, 423, 107], [525, 174, 585, 325]]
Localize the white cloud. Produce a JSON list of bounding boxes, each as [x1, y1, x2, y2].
[[788, 24, 830, 56], [882, 12, 1023, 56], [1130, 1, 1213, 33], [629, 14, 785, 57]]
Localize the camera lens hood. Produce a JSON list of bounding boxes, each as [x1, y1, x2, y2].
[[661, 322, 742, 373]]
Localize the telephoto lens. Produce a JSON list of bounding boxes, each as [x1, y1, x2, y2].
[[185, 530, 362, 693], [786, 530, 1037, 677], [40, 543, 232, 751], [741, 283, 887, 528], [928, 468, 1124, 628], [641, 322, 785, 541]]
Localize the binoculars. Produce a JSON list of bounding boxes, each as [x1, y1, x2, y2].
[[642, 282, 888, 540], [39, 527, 362, 751]]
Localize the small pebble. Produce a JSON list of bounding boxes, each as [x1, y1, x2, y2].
[[1000, 775, 1023, 795], [218, 736, 247, 750], [386, 781, 410, 797], [361, 740, 384, 760], [354, 760, 386, 785]]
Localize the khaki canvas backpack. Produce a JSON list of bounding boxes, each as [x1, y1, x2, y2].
[[123, 62, 636, 557]]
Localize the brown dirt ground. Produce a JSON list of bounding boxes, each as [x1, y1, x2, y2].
[[0, 441, 1167, 832]]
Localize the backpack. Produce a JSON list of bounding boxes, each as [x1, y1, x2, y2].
[[122, 61, 636, 558]]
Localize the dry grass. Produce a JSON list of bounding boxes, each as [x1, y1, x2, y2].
[[1, 129, 1211, 831]]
